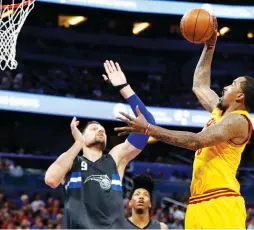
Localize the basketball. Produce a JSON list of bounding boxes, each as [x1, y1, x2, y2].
[[180, 9, 216, 44]]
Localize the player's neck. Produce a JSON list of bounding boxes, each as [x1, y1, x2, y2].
[[222, 103, 247, 116], [82, 146, 103, 162], [130, 211, 150, 228]]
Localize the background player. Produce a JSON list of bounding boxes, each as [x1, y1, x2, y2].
[[125, 174, 168, 229], [44, 60, 155, 229], [114, 18, 254, 229]]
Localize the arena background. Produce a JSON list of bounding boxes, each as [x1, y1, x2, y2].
[[1, 0, 254, 229]]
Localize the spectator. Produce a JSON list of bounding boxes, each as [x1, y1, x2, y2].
[[9, 163, 24, 177], [169, 170, 180, 182], [169, 205, 185, 221], [0, 190, 6, 208], [31, 194, 45, 213], [248, 219, 254, 229]]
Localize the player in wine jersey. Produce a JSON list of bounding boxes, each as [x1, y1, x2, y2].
[[124, 174, 168, 230], [114, 18, 254, 229], [44, 60, 155, 229]]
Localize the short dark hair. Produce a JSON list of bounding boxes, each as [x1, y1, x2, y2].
[[82, 121, 102, 133], [129, 174, 154, 200], [241, 76, 254, 112]]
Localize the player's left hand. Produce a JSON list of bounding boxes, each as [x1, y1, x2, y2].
[[114, 106, 149, 135], [70, 117, 85, 144], [102, 60, 127, 86]]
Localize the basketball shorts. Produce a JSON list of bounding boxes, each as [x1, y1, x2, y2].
[[185, 195, 246, 229]]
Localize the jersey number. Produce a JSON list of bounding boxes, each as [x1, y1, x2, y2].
[[81, 161, 87, 171]]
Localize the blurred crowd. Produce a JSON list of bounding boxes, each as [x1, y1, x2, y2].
[[1, 157, 254, 229], [1, 189, 254, 229], [0, 190, 63, 229], [0, 60, 222, 110], [0, 67, 200, 109], [1, 24, 254, 110]]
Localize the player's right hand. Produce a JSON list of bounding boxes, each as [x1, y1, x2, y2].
[[206, 16, 218, 47], [70, 117, 85, 144]]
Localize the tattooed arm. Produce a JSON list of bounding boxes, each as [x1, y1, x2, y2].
[[115, 108, 249, 151], [192, 29, 220, 113], [146, 113, 249, 151]]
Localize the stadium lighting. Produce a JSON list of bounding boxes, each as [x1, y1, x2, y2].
[[68, 16, 87, 26], [219, 27, 230, 36], [247, 32, 253, 38], [132, 22, 150, 35]]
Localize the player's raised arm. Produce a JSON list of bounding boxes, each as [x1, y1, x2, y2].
[[192, 17, 219, 113], [102, 61, 155, 168], [114, 109, 250, 151], [45, 117, 84, 188]]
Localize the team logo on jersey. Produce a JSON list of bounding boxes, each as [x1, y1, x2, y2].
[[84, 175, 111, 190]]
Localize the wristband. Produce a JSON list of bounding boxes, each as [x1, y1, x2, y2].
[[105, 79, 128, 91], [115, 83, 129, 91], [206, 44, 215, 50]]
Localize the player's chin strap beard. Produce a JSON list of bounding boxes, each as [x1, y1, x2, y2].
[[87, 141, 106, 151], [136, 208, 144, 215]]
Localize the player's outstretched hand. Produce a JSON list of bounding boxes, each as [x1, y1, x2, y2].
[[206, 16, 218, 47], [70, 117, 85, 143], [102, 60, 127, 86], [114, 106, 149, 136]]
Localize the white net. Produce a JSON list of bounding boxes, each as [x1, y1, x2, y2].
[[0, 0, 34, 70]]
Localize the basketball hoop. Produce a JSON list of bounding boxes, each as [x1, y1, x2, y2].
[[0, 0, 35, 70]]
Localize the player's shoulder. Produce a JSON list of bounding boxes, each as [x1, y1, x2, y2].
[[92, 154, 118, 172], [99, 153, 115, 164], [101, 153, 118, 164], [124, 218, 137, 229], [150, 219, 166, 229], [219, 112, 251, 143], [72, 155, 83, 166], [221, 112, 249, 127]]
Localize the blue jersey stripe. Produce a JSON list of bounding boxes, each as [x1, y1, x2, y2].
[[68, 181, 82, 189], [64, 172, 81, 186], [112, 184, 122, 191], [64, 171, 81, 186], [71, 172, 81, 177], [112, 173, 120, 180]]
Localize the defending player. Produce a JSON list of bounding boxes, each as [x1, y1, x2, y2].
[[114, 18, 254, 229], [44, 60, 155, 229], [125, 174, 168, 229]]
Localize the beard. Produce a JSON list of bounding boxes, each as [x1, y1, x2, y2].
[[135, 208, 144, 215], [217, 97, 224, 110], [88, 136, 106, 151], [217, 89, 226, 110]]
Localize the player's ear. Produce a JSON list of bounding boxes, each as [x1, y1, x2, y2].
[[236, 93, 245, 102], [236, 92, 245, 103], [128, 200, 133, 208]]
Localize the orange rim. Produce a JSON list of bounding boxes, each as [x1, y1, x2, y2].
[[0, 0, 34, 9]]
